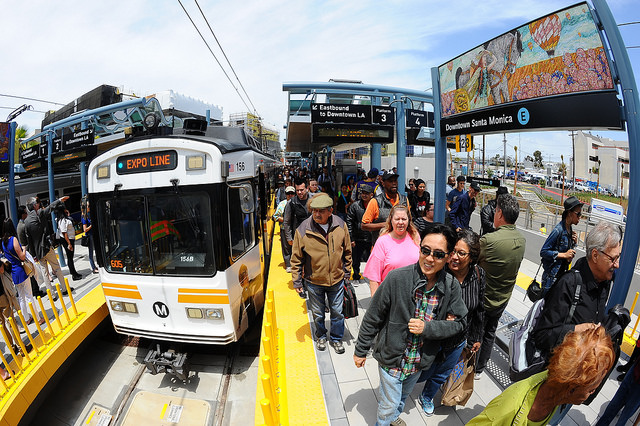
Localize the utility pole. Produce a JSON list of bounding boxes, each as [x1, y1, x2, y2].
[[503, 133, 507, 185], [482, 135, 486, 176], [514, 146, 518, 195], [570, 130, 576, 189], [561, 154, 566, 202]]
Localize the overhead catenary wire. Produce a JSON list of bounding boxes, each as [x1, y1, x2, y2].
[[193, 0, 258, 115], [176, 0, 253, 114], [0, 93, 64, 106]]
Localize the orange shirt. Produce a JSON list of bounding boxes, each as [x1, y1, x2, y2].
[[362, 193, 403, 224]]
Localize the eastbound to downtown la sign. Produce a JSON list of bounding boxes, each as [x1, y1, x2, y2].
[[438, 2, 624, 136]]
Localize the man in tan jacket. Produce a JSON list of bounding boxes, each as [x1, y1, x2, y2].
[[291, 193, 352, 354]]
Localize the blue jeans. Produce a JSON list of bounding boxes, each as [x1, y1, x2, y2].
[[596, 368, 640, 426], [419, 340, 466, 401], [377, 367, 421, 426], [306, 281, 344, 342], [87, 233, 97, 271]]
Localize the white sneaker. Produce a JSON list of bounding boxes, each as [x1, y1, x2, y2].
[[286, 267, 292, 273], [474, 372, 483, 380]]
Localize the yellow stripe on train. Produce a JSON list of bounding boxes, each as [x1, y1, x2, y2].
[[177, 294, 230, 304], [178, 288, 228, 295]]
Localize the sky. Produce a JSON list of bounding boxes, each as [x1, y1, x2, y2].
[[1, 0, 639, 163]]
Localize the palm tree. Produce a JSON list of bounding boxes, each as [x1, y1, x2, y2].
[[559, 155, 567, 201]]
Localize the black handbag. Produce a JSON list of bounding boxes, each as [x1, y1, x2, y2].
[[526, 263, 544, 303], [80, 235, 89, 247], [342, 280, 359, 319]]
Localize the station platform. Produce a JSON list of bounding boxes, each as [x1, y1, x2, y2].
[[0, 243, 107, 425], [257, 223, 638, 426]]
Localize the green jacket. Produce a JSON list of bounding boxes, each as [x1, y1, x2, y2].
[[479, 224, 526, 311], [467, 371, 558, 425], [354, 263, 468, 370]]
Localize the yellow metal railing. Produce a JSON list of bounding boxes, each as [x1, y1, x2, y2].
[[259, 288, 288, 426], [0, 278, 82, 397]]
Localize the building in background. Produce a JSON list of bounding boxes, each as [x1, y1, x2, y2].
[[574, 130, 629, 197]]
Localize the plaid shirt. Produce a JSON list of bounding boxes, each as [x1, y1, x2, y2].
[[383, 286, 440, 381]]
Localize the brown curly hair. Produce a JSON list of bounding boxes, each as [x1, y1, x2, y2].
[[546, 325, 615, 396]]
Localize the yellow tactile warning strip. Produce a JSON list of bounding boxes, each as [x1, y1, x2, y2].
[[0, 285, 109, 426], [255, 211, 329, 425]]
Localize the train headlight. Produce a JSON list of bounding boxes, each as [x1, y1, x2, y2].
[[205, 308, 224, 320], [97, 165, 110, 179], [186, 155, 206, 171], [186, 308, 203, 319], [123, 302, 138, 313], [110, 301, 123, 311]]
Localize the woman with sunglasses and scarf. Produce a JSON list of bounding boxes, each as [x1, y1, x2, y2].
[[363, 205, 420, 297], [417, 228, 485, 415], [540, 196, 582, 296], [354, 224, 468, 426]]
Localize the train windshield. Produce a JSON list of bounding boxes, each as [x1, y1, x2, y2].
[[97, 191, 215, 276]]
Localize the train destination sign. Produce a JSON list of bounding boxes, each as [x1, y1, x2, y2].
[[311, 103, 372, 124], [438, 3, 623, 135], [116, 150, 178, 175], [312, 123, 394, 144]]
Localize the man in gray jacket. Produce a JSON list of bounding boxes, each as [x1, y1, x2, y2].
[[354, 224, 468, 426], [24, 196, 71, 297]]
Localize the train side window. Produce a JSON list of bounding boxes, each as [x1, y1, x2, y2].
[[228, 184, 255, 260]]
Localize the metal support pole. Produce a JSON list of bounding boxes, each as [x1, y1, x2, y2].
[[431, 67, 446, 223], [592, 0, 640, 307], [48, 132, 66, 267], [8, 122, 18, 224], [80, 162, 88, 198], [395, 94, 407, 195]]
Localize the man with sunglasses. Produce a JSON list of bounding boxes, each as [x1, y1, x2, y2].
[[353, 224, 467, 426], [475, 194, 526, 379]]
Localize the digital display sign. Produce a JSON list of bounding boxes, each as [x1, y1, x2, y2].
[[312, 123, 394, 144], [116, 150, 178, 175]]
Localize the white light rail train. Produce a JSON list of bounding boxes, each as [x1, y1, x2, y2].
[[88, 121, 276, 344]]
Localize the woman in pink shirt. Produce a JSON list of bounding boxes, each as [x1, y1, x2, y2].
[[364, 205, 420, 296]]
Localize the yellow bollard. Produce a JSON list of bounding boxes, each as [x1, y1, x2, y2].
[[260, 398, 277, 426], [16, 310, 39, 355], [264, 322, 275, 352], [262, 336, 277, 381], [47, 289, 63, 331], [28, 302, 46, 348], [55, 283, 71, 324], [276, 328, 288, 425], [266, 308, 278, 339], [38, 296, 54, 341], [0, 325, 21, 373], [630, 292, 640, 317], [262, 355, 274, 385], [261, 374, 280, 425], [65, 277, 78, 317], [8, 317, 31, 363]]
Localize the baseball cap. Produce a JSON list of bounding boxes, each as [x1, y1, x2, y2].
[[285, 186, 295, 194], [360, 184, 374, 193], [470, 182, 482, 192], [367, 168, 379, 178], [382, 172, 399, 181]]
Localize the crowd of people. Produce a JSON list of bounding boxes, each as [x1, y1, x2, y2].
[[0, 195, 96, 380], [275, 164, 632, 426]]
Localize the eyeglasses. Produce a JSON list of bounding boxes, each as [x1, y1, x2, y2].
[[573, 210, 582, 218], [420, 246, 448, 259], [599, 250, 620, 265], [451, 250, 470, 258]]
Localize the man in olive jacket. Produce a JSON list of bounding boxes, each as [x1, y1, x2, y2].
[[291, 193, 352, 354], [354, 224, 468, 426]]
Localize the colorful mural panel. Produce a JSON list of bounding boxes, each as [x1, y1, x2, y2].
[[438, 2, 614, 118]]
